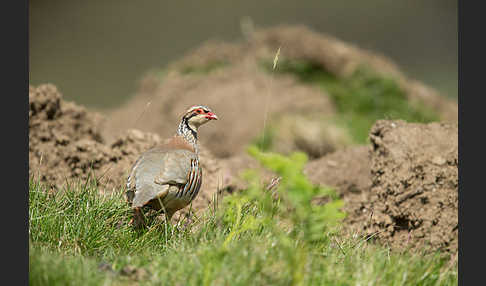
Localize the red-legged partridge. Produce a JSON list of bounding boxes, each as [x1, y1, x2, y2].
[[126, 105, 218, 227]]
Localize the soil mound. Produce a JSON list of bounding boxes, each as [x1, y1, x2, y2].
[[303, 120, 458, 253], [103, 25, 456, 161], [170, 25, 458, 123], [29, 84, 106, 188], [103, 64, 341, 158], [365, 120, 458, 253]]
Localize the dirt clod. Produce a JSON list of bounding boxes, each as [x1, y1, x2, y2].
[[364, 120, 458, 253], [29, 84, 106, 188]]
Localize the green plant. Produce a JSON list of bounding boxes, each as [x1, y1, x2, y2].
[[246, 145, 345, 241]]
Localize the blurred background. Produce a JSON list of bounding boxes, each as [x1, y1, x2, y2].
[[29, 0, 457, 109]]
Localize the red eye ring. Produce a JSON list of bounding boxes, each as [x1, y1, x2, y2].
[[196, 109, 203, 114]]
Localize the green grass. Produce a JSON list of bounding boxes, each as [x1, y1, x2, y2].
[[29, 149, 457, 285], [29, 246, 111, 286], [262, 59, 440, 143]]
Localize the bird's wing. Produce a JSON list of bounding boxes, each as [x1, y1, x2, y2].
[[127, 148, 196, 208], [152, 149, 196, 186]]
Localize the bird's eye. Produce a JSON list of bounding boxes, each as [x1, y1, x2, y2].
[[196, 109, 203, 114]]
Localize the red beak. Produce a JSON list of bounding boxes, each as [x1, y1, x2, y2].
[[205, 112, 218, 120]]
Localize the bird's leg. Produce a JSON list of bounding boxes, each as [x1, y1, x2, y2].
[[131, 207, 145, 229], [155, 195, 173, 226], [182, 210, 194, 231]]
